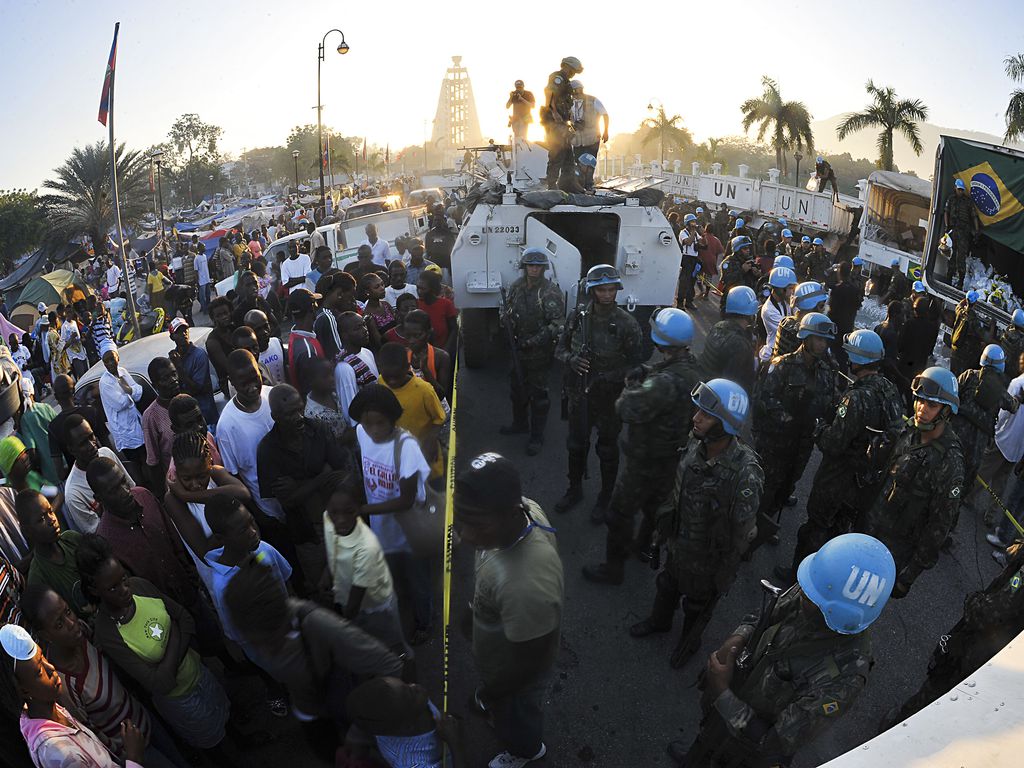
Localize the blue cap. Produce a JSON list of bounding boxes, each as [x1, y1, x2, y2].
[[812, 237, 824, 246], [913, 280, 926, 293], [779, 218, 788, 227], [967, 290, 980, 304], [801, 235, 811, 244], [852, 256, 864, 266], [954, 179, 966, 190], [781, 228, 793, 238]]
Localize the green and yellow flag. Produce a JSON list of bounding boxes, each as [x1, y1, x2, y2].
[[942, 136, 1024, 251]]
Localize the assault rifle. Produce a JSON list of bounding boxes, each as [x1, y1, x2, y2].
[[499, 286, 524, 393]]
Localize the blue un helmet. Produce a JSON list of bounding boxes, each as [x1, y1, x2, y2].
[[578, 153, 597, 168], [797, 312, 837, 340], [730, 235, 753, 254], [852, 256, 864, 267], [735, 218, 745, 229], [779, 217, 788, 227], [890, 257, 900, 269], [725, 285, 759, 316], [812, 237, 824, 246], [781, 228, 793, 239], [773, 254, 795, 270], [981, 343, 1006, 372], [695, 207, 704, 214], [843, 329, 884, 366], [768, 267, 797, 289], [911, 366, 960, 415], [912, 280, 926, 294], [801, 235, 811, 244], [683, 213, 698, 224], [650, 307, 694, 347], [728, 209, 738, 217], [1014, 309, 1024, 329], [519, 247, 550, 268], [966, 290, 980, 304], [793, 281, 828, 311], [584, 264, 623, 293], [691, 378, 749, 436], [797, 533, 896, 635]]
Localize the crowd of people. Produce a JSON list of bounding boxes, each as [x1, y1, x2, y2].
[[0, 189, 496, 768]]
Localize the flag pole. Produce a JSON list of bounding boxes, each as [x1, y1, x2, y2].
[[104, 22, 141, 341]]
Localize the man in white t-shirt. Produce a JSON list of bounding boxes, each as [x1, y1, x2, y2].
[[194, 248, 211, 312], [61, 413, 135, 533], [245, 309, 286, 384], [215, 349, 284, 522], [105, 259, 122, 295], [361, 223, 391, 267], [279, 244, 312, 295]]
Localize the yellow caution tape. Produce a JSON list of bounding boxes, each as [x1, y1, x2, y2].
[[976, 474, 1024, 537], [442, 323, 459, 715]]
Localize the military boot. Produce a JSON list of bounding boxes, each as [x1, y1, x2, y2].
[[630, 585, 677, 637], [554, 454, 586, 513], [526, 400, 549, 456], [590, 460, 618, 525], [499, 402, 528, 435]]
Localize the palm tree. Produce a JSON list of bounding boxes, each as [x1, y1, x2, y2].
[[836, 80, 928, 171], [696, 137, 728, 172], [739, 76, 814, 177], [1004, 54, 1024, 142], [640, 107, 693, 167], [40, 142, 151, 255]]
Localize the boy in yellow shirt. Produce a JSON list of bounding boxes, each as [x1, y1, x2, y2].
[[377, 343, 445, 478]]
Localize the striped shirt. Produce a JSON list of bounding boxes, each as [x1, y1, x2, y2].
[[91, 314, 112, 352], [57, 639, 151, 758]]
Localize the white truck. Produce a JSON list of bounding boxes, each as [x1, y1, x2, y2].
[[854, 169, 933, 280]]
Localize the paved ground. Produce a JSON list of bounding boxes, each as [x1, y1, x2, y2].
[[444, 293, 1002, 767]]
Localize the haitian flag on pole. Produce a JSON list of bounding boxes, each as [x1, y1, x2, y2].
[[942, 136, 1024, 253], [97, 23, 119, 126]]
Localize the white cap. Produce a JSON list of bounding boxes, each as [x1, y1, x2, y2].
[[0, 624, 37, 667]]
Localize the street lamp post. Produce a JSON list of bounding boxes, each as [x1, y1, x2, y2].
[[317, 29, 349, 221], [292, 150, 300, 193], [149, 150, 166, 259], [794, 151, 803, 188]]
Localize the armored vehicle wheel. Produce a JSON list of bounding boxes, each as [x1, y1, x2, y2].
[[461, 308, 491, 368]]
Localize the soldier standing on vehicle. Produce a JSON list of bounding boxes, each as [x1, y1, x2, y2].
[[628, 378, 762, 669], [889, 539, 1024, 726], [774, 281, 828, 358], [554, 265, 643, 518], [582, 309, 704, 585], [668, 533, 893, 767], [541, 56, 583, 190], [499, 248, 566, 456], [862, 367, 965, 599], [814, 155, 841, 199], [569, 81, 608, 191], [776, 330, 905, 583], [718, 237, 761, 317], [506, 79, 536, 141], [678, 214, 704, 310], [701, 286, 759, 396], [944, 178, 980, 289], [999, 310, 1024, 380], [950, 345, 1018, 530], [751, 313, 838, 551], [950, 290, 991, 376]]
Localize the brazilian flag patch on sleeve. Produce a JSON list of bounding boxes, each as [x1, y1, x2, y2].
[[822, 702, 840, 715]]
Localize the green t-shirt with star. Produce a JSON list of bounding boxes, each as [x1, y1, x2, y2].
[[117, 594, 200, 697]]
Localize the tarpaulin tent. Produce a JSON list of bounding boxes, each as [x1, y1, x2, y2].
[[12, 270, 92, 317], [0, 243, 87, 294]]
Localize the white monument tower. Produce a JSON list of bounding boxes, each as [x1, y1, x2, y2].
[[431, 56, 484, 169]]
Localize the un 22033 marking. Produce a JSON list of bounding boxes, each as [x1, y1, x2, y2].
[[483, 225, 520, 233]]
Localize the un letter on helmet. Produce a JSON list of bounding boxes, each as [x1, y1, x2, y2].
[[841, 566, 887, 607]]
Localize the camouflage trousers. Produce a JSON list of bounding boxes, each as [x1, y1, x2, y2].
[[750, 433, 815, 551], [509, 356, 553, 435], [565, 384, 623, 489], [604, 453, 679, 563]]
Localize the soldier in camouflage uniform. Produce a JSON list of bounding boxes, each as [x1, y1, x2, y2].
[[805, 238, 832, 283], [998, 310, 1024, 380], [700, 286, 759, 396], [751, 313, 838, 552], [778, 330, 905, 583], [718, 237, 761, 318], [669, 533, 893, 767], [950, 291, 990, 376], [773, 281, 828, 358], [950, 345, 1018, 524], [862, 366, 965, 599], [944, 178, 979, 288], [583, 308, 704, 585], [499, 248, 566, 455], [554, 264, 643, 517], [893, 540, 1024, 724], [629, 378, 763, 669], [792, 236, 813, 280]]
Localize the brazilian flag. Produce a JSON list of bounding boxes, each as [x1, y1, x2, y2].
[[941, 136, 1024, 252]]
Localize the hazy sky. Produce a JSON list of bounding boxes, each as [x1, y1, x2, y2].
[[2, 0, 1021, 190]]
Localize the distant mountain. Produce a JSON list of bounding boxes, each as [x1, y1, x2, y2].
[[810, 114, 1023, 179]]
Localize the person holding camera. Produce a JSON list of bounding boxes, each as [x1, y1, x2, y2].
[[506, 80, 536, 140]]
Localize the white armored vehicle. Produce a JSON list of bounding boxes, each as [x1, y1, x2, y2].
[[452, 140, 681, 367]]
